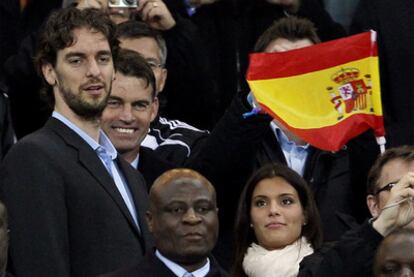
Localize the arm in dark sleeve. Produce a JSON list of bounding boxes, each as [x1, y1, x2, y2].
[[312, 221, 383, 277], [297, 0, 347, 41], [161, 14, 219, 129], [0, 141, 70, 277], [186, 92, 272, 186]]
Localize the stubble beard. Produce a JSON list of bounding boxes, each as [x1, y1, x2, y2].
[[57, 76, 112, 122]]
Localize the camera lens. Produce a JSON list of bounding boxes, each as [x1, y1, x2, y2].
[[123, 0, 136, 5]]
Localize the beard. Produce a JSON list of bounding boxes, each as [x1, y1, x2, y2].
[[57, 76, 111, 121]]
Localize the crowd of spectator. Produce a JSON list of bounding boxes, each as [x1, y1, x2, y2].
[[0, 0, 413, 276]]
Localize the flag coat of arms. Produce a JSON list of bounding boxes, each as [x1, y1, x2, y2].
[[246, 31, 385, 152]]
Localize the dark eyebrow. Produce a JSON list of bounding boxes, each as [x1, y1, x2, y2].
[[97, 50, 112, 56], [65, 52, 86, 59], [108, 96, 123, 101], [253, 193, 295, 199], [64, 50, 112, 59], [132, 99, 151, 105]]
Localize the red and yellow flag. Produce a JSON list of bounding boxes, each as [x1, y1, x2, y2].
[[247, 31, 385, 152]]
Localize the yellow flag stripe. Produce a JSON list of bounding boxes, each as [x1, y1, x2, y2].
[[248, 56, 382, 129]]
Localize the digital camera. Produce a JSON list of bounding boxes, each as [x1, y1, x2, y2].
[[108, 0, 138, 8]]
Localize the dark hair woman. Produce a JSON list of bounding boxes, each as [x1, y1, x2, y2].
[[232, 163, 323, 277]]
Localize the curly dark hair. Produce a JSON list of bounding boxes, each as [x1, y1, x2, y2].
[[232, 163, 322, 277], [34, 7, 119, 107]]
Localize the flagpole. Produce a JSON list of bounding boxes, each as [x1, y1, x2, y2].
[[376, 136, 386, 154]]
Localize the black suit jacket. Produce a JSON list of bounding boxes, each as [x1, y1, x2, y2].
[[0, 118, 153, 277], [100, 249, 230, 277]]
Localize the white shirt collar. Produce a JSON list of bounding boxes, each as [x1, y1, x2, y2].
[[155, 249, 210, 277]]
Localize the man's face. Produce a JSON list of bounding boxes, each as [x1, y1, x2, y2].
[[101, 73, 158, 162], [146, 178, 219, 264], [42, 27, 114, 120], [368, 159, 414, 229], [120, 37, 167, 94], [374, 233, 414, 277]]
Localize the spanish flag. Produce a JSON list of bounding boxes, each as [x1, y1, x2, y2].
[[247, 31, 385, 152]]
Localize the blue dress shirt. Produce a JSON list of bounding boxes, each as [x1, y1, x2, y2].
[[271, 122, 310, 176]]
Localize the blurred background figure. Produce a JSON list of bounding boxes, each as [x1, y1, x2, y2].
[[169, 0, 346, 120], [351, 0, 414, 147], [321, 0, 359, 31], [373, 229, 414, 277]]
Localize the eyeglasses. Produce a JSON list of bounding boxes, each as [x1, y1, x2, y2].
[[146, 59, 164, 69], [374, 182, 397, 195]]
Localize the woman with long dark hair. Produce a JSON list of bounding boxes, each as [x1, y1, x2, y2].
[[232, 163, 323, 277]]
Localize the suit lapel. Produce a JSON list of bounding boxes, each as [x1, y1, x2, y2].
[[117, 158, 152, 243], [45, 118, 141, 236]]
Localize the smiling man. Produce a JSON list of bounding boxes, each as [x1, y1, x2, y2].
[[102, 48, 159, 165], [0, 8, 152, 277], [102, 168, 230, 277]]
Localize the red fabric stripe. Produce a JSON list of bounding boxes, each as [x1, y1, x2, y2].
[[247, 32, 377, 80], [260, 104, 385, 152]]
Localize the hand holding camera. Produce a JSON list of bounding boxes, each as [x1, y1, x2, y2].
[[136, 0, 176, 31]]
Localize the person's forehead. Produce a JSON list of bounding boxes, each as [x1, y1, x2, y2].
[[379, 159, 414, 185], [253, 177, 298, 197], [158, 179, 213, 203], [112, 73, 153, 100], [264, 37, 313, 53], [380, 235, 414, 262], [58, 27, 110, 57], [120, 37, 160, 60]]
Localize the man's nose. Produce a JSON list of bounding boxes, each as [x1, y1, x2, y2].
[[183, 208, 202, 224], [120, 105, 134, 122], [86, 59, 101, 77]]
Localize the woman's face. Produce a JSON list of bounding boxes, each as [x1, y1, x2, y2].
[[250, 177, 305, 250]]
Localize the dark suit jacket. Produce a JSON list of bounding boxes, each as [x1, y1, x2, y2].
[[0, 118, 153, 277], [99, 250, 230, 277]]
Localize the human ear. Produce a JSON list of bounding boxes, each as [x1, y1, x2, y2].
[[157, 68, 167, 94], [42, 64, 57, 86], [367, 195, 380, 218], [150, 97, 159, 122]]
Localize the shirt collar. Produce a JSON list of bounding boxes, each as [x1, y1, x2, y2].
[[155, 250, 210, 277], [130, 154, 139, 169], [52, 111, 117, 160]]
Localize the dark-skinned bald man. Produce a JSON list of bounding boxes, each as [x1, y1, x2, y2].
[[101, 169, 230, 277]]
